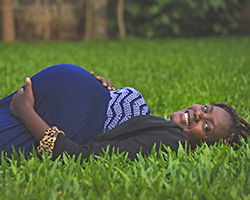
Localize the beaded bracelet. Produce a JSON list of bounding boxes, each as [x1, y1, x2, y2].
[[37, 126, 65, 156]]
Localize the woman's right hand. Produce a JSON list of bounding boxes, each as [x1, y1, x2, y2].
[[90, 71, 115, 91], [10, 77, 35, 119]]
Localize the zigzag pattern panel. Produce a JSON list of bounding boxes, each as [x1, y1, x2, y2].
[[103, 87, 150, 132]]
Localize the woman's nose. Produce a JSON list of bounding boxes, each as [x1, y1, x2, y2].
[[194, 110, 204, 121]]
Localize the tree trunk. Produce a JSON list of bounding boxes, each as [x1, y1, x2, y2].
[[43, 0, 51, 41], [84, 0, 93, 40], [1, 0, 15, 42], [92, 0, 108, 39], [117, 0, 126, 38]]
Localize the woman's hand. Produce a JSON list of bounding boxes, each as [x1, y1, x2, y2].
[[10, 77, 49, 141], [10, 77, 35, 119], [90, 71, 115, 91]]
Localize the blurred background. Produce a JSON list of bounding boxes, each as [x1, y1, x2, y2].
[[1, 0, 250, 42]]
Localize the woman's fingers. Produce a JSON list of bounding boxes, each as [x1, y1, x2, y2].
[[90, 71, 101, 81], [24, 77, 35, 108], [25, 77, 32, 93], [95, 76, 101, 81], [90, 71, 115, 91], [100, 77, 115, 90], [101, 77, 108, 87]]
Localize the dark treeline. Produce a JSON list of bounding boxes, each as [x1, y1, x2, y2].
[[1, 0, 250, 42]]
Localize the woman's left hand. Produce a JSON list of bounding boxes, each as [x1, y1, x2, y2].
[[90, 71, 115, 91], [10, 77, 35, 119]]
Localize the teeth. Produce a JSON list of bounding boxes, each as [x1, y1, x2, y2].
[[184, 113, 189, 126]]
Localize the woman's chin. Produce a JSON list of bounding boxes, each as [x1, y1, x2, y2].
[[170, 112, 185, 129], [170, 112, 178, 123]]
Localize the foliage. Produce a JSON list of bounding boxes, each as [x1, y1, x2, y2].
[[108, 0, 248, 38], [0, 37, 250, 199], [0, 140, 250, 199]]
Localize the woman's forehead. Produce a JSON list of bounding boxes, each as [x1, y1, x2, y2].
[[212, 106, 232, 137]]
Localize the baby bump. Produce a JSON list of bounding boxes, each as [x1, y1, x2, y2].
[[31, 64, 110, 143]]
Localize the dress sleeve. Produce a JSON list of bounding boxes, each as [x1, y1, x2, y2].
[[38, 125, 187, 161], [52, 133, 151, 161]]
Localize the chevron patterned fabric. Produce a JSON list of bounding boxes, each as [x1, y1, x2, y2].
[[103, 87, 150, 132]]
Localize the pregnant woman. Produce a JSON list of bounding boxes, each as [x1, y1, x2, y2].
[[1, 64, 249, 161]]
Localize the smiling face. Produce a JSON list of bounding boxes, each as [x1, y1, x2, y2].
[[170, 104, 232, 149]]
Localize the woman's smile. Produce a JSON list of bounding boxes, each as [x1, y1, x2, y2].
[[184, 111, 189, 126]]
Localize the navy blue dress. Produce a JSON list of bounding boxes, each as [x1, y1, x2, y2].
[[0, 64, 110, 157]]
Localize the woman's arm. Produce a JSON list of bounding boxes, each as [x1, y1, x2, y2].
[[48, 116, 188, 161], [10, 77, 50, 141]]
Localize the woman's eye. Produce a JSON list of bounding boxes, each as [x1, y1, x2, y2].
[[204, 122, 210, 133], [204, 106, 208, 113]]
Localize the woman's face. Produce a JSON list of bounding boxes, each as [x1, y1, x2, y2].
[[170, 104, 232, 148]]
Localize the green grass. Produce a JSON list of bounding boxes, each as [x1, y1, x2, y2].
[[0, 37, 250, 199]]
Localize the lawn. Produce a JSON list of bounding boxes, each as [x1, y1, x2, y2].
[[0, 37, 250, 199]]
